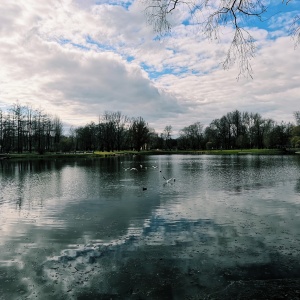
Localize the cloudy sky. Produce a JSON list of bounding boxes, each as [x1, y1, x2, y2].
[[0, 0, 299, 134]]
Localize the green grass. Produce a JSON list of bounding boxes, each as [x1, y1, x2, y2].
[[203, 149, 287, 155], [1, 151, 117, 160], [114, 149, 288, 155]]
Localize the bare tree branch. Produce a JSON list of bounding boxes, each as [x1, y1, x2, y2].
[[201, 0, 265, 78], [168, 0, 180, 13], [290, 14, 300, 48], [142, 0, 299, 78], [223, 28, 255, 79]]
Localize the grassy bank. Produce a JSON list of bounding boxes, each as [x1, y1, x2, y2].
[[115, 148, 292, 156], [0, 148, 295, 161], [0, 151, 116, 160]]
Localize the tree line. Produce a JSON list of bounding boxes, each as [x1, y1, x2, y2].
[[0, 103, 63, 154], [202, 111, 299, 150], [0, 103, 299, 153]]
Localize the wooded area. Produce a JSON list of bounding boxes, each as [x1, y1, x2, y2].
[[0, 103, 299, 153]]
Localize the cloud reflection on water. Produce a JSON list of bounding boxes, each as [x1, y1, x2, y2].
[[0, 155, 300, 299]]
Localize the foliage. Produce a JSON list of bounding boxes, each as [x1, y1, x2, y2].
[[203, 110, 293, 150], [0, 104, 298, 154], [178, 122, 204, 150], [129, 117, 150, 151]]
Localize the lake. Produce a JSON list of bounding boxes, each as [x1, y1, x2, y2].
[[0, 155, 300, 299]]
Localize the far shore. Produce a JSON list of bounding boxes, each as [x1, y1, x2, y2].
[[0, 148, 298, 161]]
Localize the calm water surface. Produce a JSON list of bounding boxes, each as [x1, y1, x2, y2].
[[0, 155, 300, 299]]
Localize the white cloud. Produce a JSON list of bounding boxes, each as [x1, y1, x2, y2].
[[156, 36, 300, 131], [0, 0, 299, 135]]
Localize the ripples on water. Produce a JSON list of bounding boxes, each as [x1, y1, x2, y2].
[[0, 155, 300, 299]]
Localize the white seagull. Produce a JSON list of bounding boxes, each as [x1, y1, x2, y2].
[[165, 177, 175, 184], [160, 171, 175, 184]]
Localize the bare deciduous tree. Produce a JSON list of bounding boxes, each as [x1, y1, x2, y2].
[[294, 111, 300, 126], [163, 125, 172, 150], [290, 15, 300, 47], [130, 117, 150, 151], [143, 0, 299, 78]]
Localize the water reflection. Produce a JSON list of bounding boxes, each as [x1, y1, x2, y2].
[[295, 178, 300, 193], [0, 155, 300, 299]]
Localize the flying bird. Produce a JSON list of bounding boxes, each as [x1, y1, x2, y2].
[[165, 177, 175, 184], [160, 170, 175, 184]]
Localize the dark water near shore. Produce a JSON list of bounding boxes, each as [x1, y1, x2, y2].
[[0, 155, 300, 299]]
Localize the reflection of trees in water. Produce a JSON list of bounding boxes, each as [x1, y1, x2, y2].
[[1, 156, 300, 299], [0, 160, 64, 209], [295, 178, 300, 193], [0, 159, 65, 178]]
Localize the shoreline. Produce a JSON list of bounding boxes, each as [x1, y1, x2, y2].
[[0, 148, 297, 160]]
